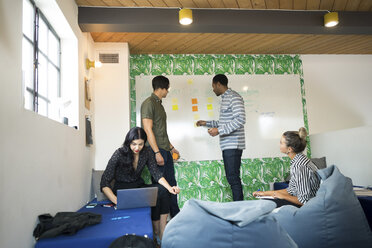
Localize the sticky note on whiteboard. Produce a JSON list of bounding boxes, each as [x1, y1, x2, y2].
[[193, 114, 200, 120], [207, 104, 213, 110], [172, 98, 178, 104], [187, 79, 193, 85], [208, 112, 214, 117], [207, 97, 213, 103], [192, 106, 198, 112], [172, 105, 179, 110], [191, 98, 198, 104]]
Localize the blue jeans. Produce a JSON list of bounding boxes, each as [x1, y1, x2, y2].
[[151, 148, 180, 217], [222, 149, 243, 201]]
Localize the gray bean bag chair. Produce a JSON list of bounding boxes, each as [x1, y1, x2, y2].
[[162, 199, 297, 248], [270, 165, 372, 248]]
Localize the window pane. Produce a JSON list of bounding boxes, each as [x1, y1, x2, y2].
[[24, 91, 34, 111], [48, 63, 59, 100], [22, 38, 34, 90], [48, 31, 60, 67], [38, 53, 48, 98], [38, 18, 48, 55], [38, 98, 48, 117], [22, 0, 34, 39]]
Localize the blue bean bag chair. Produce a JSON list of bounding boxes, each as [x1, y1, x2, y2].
[[270, 165, 372, 248], [162, 199, 297, 248]]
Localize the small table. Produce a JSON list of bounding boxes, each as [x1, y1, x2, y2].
[[35, 201, 153, 248]]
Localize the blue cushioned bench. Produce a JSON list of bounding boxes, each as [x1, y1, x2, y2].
[[35, 200, 153, 248]]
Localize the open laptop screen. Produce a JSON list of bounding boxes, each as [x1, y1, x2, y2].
[[116, 187, 158, 210]]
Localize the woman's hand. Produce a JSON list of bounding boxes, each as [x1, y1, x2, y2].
[[252, 191, 263, 197], [168, 186, 180, 195], [102, 187, 118, 205], [272, 191, 286, 199]]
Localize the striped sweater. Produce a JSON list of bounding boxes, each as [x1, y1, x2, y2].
[[287, 153, 321, 204], [206, 88, 246, 151]]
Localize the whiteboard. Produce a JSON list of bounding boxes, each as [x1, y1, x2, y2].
[[136, 75, 304, 161]]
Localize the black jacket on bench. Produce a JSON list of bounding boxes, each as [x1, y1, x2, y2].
[[33, 212, 102, 240]]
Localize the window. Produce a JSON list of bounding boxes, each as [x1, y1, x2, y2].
[[22, 0, 61, 121]]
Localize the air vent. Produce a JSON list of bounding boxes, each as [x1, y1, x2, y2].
[[99, 53, 119, 64]]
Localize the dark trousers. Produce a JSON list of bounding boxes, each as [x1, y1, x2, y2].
[[113, 179, 170, 221], [222, 149, 244, 201], [151, 148, 180, 217], [265, 198, 302, 208]]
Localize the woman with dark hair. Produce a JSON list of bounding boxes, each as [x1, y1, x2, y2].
[[253, 127, 320, 207], [100, 127, 180, 244]]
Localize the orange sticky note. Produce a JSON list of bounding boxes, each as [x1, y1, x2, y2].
[[192, 106, 198, 112], [191, 98, 198, 104]]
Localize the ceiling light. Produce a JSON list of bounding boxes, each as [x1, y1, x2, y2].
[[179, 8, 193, 25], [324, 12, 339, 27]]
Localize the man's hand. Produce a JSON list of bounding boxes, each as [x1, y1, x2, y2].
[[208, 128, 219, 137], [196, 120, 206, 126], [169, 186, 180, 195], [171, 147, 180, 161], [155, 153, 165, 166]]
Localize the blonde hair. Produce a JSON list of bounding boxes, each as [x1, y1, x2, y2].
[[283, 127, 308, 153]]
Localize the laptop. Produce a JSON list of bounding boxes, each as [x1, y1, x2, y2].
[[116, 187, 158, 210]]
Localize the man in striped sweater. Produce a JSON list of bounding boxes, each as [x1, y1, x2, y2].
[[197, 74, 246, 201]]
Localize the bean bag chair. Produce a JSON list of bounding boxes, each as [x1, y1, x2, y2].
[[271, 165, 372, 248], [162, 199, 297, 248]]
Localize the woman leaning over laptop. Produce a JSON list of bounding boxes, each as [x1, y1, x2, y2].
[[100, 126, 180, 244], [253, 127, 320, 208]]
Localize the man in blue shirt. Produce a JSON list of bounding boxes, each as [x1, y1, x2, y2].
[[197, 74, 246, 201]]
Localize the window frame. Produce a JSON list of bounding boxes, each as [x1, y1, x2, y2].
[[22, 0, 61, 116]]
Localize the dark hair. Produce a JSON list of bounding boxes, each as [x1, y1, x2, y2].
[[212, 74, 228, 87], [283, 127, 308, 153], [119, 127, 147, 164], [152, 76, 170, 91]]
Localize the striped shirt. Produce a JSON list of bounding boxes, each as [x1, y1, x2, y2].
[[206, 88, 246, 151], [287, 153, 321, 204]]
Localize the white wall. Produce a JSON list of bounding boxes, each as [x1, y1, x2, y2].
[[310, 126, 372, 186], [302, 55, 372, 187], [0, 0, 94, 247], [93, 43, 130, 170], [302, 55, 372, 134]]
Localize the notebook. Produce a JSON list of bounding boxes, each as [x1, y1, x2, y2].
[[116, 187, 158, 210]]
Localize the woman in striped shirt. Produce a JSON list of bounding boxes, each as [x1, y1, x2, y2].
[[253, 127, 320, 207]]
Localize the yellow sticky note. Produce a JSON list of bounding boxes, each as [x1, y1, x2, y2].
[[193, 114, 200, 120], [207, 104, 213, 110], [172, 105, 178, 111], [192, 106, 198, 112], [208, 111, 214, 117], [191, 98, 198, 104], [172, 98, 178, 104], [187, 79, 193, 85], [207, 97, 213, 103]]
